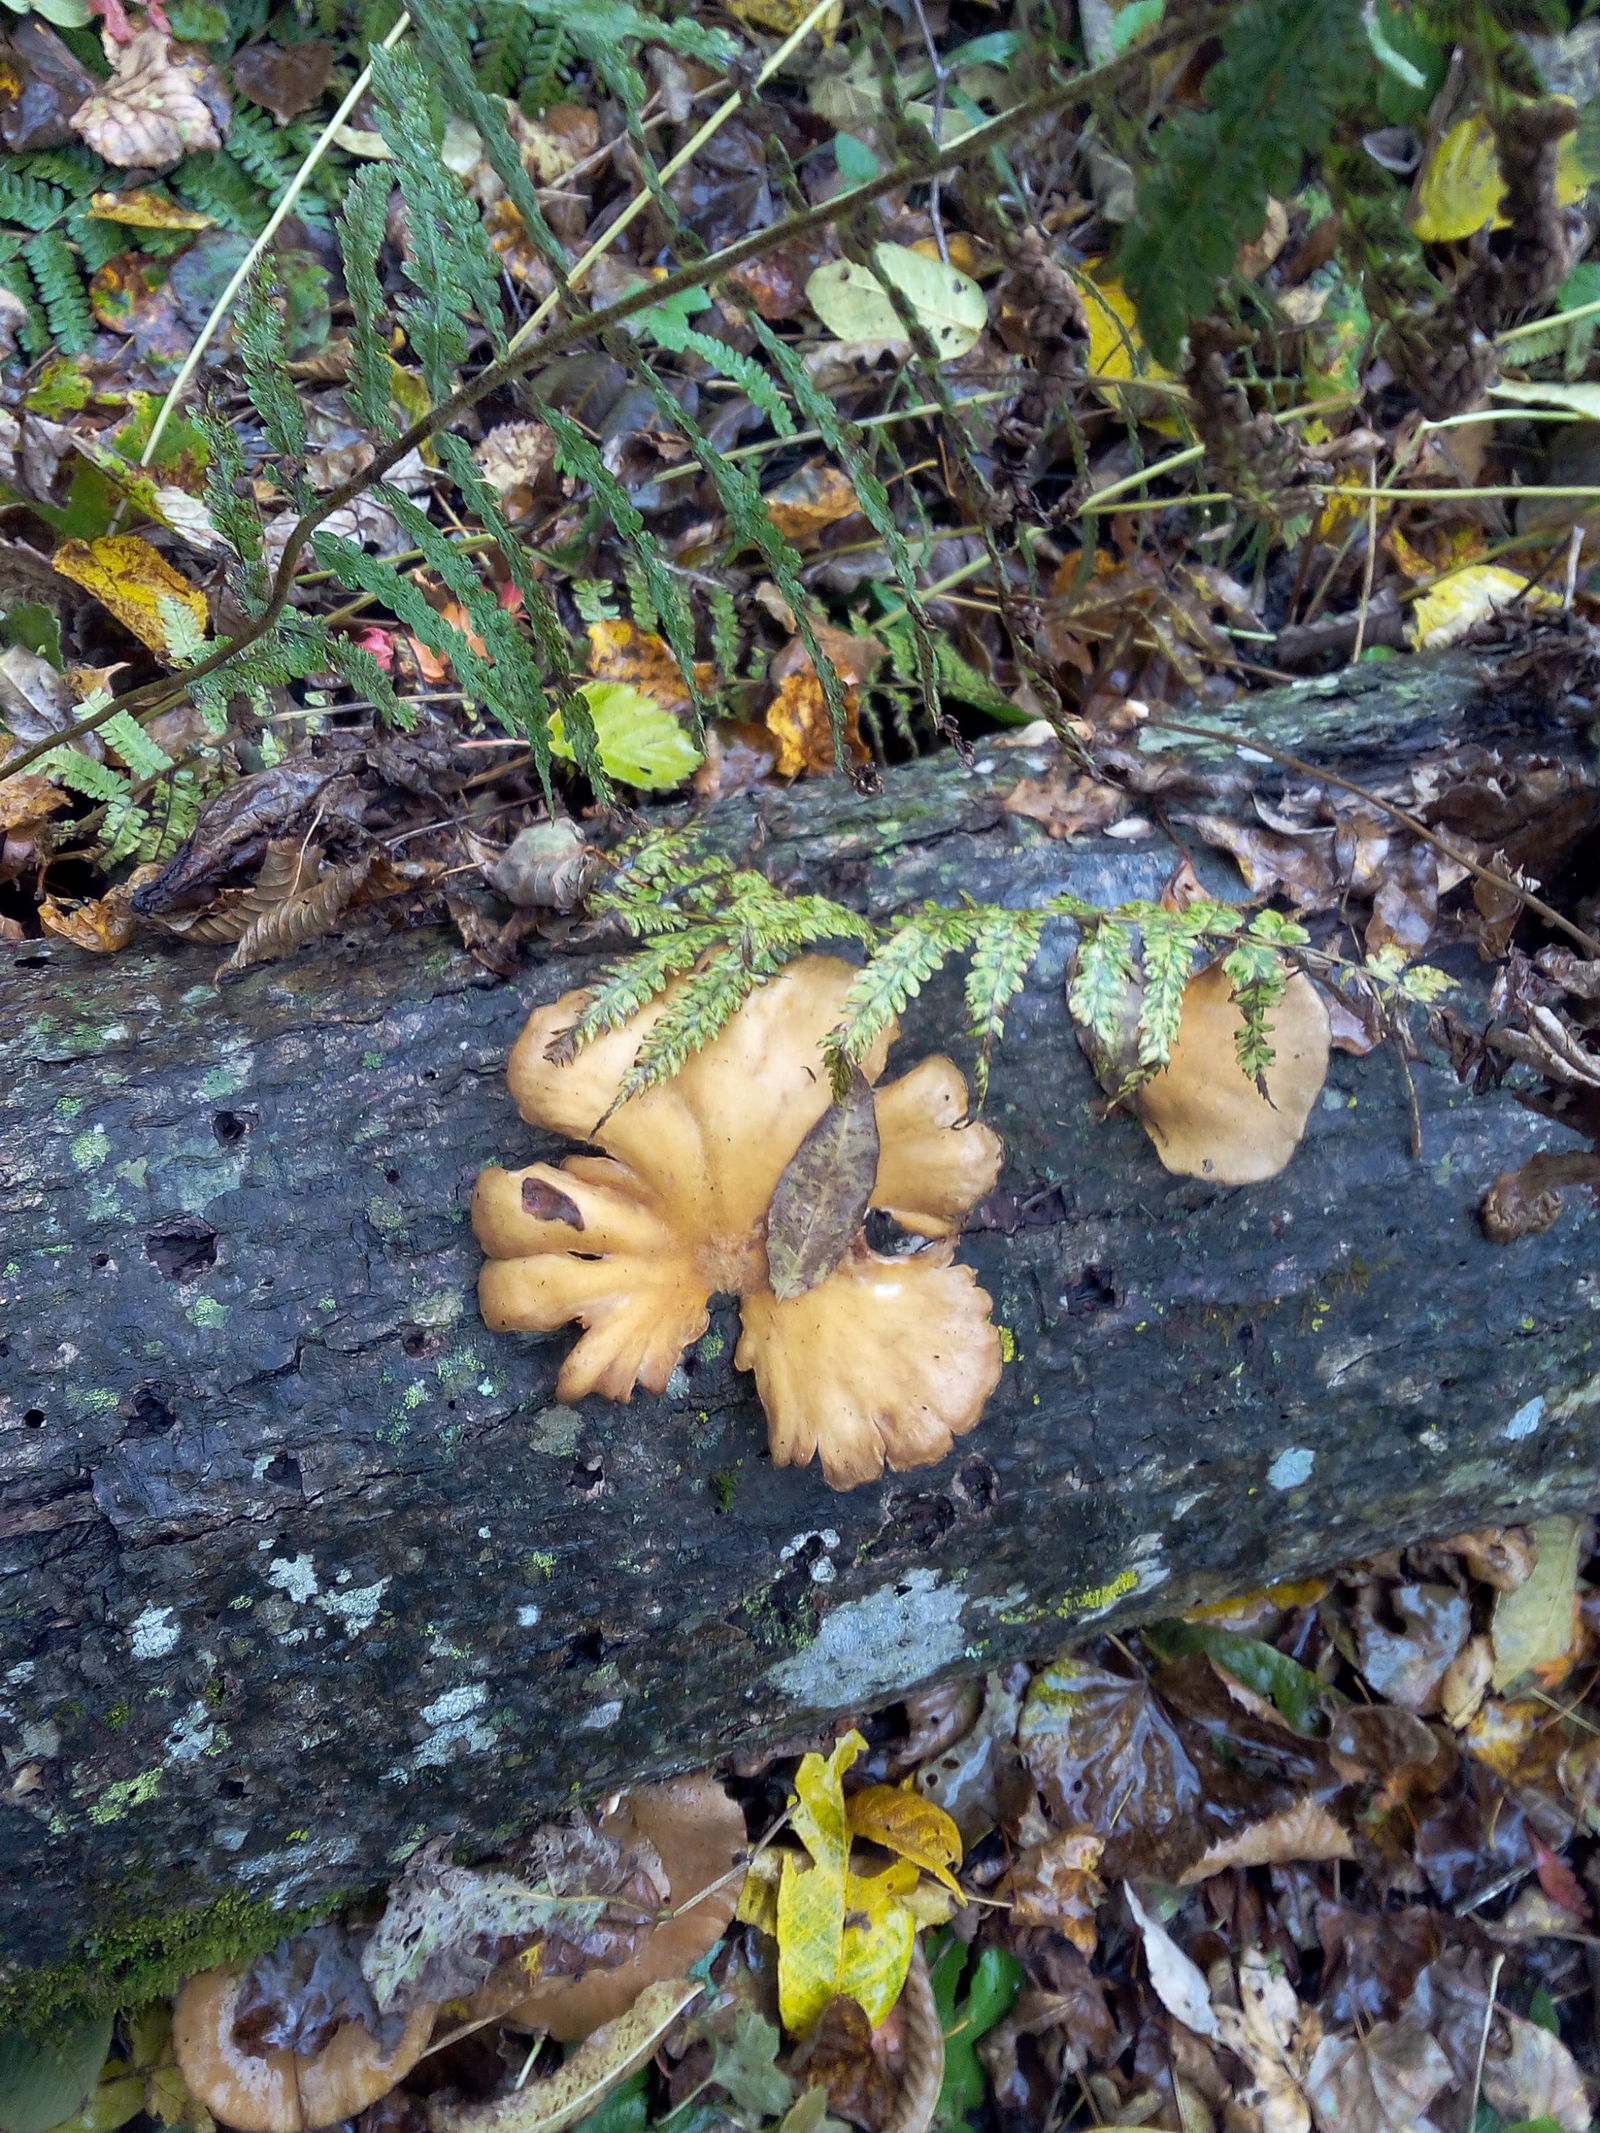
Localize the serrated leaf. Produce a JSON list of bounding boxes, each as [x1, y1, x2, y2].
[[549, 682, 702, 792], [805, 242, 987, 360], [765, 1070, 879, 1301]]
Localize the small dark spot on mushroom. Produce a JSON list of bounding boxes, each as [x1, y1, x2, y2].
[[569, 1453, 604, 1493], [523, 1176, 585, 1229], [262, 1452, 301, 1489], [23, 1409, 44, 1427], [145, 1213, 218, 1282], [126, 1383, 176, 1437], [212, 1110, 254, 1147]]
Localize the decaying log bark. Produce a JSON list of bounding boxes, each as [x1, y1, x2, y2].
[[5, 650, 1600, 2003]]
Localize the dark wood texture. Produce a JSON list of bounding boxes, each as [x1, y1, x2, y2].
[[4, 652, 1599, 1993]]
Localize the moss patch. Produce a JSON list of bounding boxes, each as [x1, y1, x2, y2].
[[0, 1885, 340, 2037]]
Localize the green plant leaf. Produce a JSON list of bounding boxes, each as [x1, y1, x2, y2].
[[552, 682, 702, 791], [805, 243, 987, 359], [927, 1935, 1023, 2129], [0, 2017, 114, 2133], [1140, 1621, 1330, 1736]]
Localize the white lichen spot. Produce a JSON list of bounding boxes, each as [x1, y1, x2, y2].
[[1267, 1446, 1315, 1490], [766, 1569, 969, 1708], [809, 1558, 836, 1585], [130, 1605, 181, 1660], [1420, 1425, 1448, 1453], [165, 1702, 222, 1763], [267, 1554, 319, 1603], [516, 1604, 541, 1628], [387, 1682, 500, 1779], [477, 1526, 491, 1540], [780, 1529, 840, 1562], [580, 1700, 623, 1730], [5, 1661, 37, 1687], [315, 1578, 390, 1637], [1505, 1395, 1545, 1441], [20, 1720, 60, 1759]]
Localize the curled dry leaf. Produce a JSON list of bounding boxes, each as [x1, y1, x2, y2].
[[473, 957, 1002, 1488], [230, 38, 331, 125], [71, 28, 230, 165], [1177, 1796, 1353, 1883], [485, 820, 596, 911], [38, 865, 159, 953], [996, 1830, 1104, 1951], [765, 1069, 879, 1301], [215, 840, 373, 975]]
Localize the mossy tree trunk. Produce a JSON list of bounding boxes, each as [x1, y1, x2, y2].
[[4, 652, 1599, 2010]]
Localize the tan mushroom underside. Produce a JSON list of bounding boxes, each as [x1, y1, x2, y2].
[[172, 1966, 436, 2133], [1134, 963, 1331, 1185], [495, 1776, 748, 2041]]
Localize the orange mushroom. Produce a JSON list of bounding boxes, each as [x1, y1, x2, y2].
[[474, 957, 1004, 1488], [172, 1965, 436, 2133], [493, 1776, 748, 2041]]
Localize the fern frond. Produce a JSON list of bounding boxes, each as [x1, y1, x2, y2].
[[1067, 917, 1137, 1052], [13, 148, 100, 197], [1135, 906, 1204, 1069], [339, 164, 396, 441], [826, 907, 982, 1096], [67, 210, 125, 274], [1221, 939, 1289, 1085], [101, 710, 175, 783], [617, 949, 767, 1108], [0, 170, 68, 230], [238, 265, 306, 461], [0, 255, 48, 357], [547, 924, 724, 1063], [644, 312, 796, 439], [198, 402, 266, 576], [172, 152, 270, 235], [225, 102, 304, 193], [965, 909, 1046, 1104], [22, 229, 92, 353], [323, 632, 414, 729]]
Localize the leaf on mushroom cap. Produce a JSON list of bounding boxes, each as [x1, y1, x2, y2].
[[766, 1069, 880, 1301], [172, 1965, 436, 2133], [489, 1777, 748, 2042], [1131, 964, 1330, 1186], [475, 957, 1006, 1486]]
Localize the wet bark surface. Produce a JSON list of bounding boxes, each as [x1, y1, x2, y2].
[[4, 651, 1599, 1984]]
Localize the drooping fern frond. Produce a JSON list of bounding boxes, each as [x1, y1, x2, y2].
[[172, 150, 272, 235], [0, 170, 69, 230], [20, 229, 92, 354], [339, 164, 397, 441], [237, 267, 307, 462], [965, 910, 1047, 1105]]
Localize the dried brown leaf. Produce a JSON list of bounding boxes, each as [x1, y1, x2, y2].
[[230, 38, 330, 125], [765, 1069, 879, 1302], [218, 840, 370, 976], [71, 28, 229, 166], [1178, 1797, 1352, 1883]]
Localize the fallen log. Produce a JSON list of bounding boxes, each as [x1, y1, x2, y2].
[[4, 648, 1599, 2015]]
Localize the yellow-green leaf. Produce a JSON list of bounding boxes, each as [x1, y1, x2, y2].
[[846, 1784, 964, 1896], [1410, 563, 1559, 649], [1412, 109, 1593, 243], [836, 1864, 919, 2028], [86, 190, 212, 230], [51, 536, 207, 658], [805, 243, 987, 360], [550, 681, 703, 792], [1491, 1515, 1584, 1691]]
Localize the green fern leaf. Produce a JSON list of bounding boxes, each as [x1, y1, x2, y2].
[[238, 266, 306, 460], [1067, 918, 1137, 1052], [339, 164, 396, 441], [965, 909, 1046, 1104], [0, 169, 68, 230], [22, 229, 92, 354]]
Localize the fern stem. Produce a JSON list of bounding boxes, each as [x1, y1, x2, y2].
[[650, 389, 1014, 488], [4, 5, 1235, 786], [504, 0, 843, 358], [138, 10, 414, 472]]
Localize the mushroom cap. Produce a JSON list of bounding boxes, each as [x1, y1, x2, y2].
[[172, 1966, 436, 2133], [1134, 963, 1330, 1185], [736, 1244, 1002, 1488], [497, 1776, 748, 2041]]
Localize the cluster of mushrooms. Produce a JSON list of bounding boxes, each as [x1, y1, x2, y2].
[[473, 952, 1331, 1489]]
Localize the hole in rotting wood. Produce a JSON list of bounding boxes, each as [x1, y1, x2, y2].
[[562, 1628, 608, 1669], [569, 1453, 605, 1493], [384, 1169, 400, 1185], [125, 1384, 176, 1437], [262, 1452, 301, 1489], [218, 1776, 249, 1798], [92, 1252, 109, 1269], [145, 1213, 219, 1282], [212, 1110, 255, 1147], [1064, 1265, 1118, 1316], [401, 1325, 442, 1360], [23, 1409, 44, 1427]]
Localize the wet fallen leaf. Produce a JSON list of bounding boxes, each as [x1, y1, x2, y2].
[[725, 0, 840, 32], [230, 37, 330, 124], [1410, 565, 1560, 649], [0, 769, 70, 832], [71, 28, 229, 165], [86, 186, 211, 228], [1353, 1581, 1471, 1714], [996, 1829, 1103, 1951], [52, 535, 207, 656], [762, 461, 861, 544], [1180, 1797, 1354, 1882], [765, 665, 868, 777], [787, 1996, 896, 2131], [38, 868, 157, 953], [586, 618, 710, 720], [1490, 1515, 1585, 1691], [0, 19, 97, 150], [475, 421, 556, 504], [806, 243, 987, 360], [1482, 2007, 1592, 2133], [846, 1784, 964, 1896], [1304, 2015, 1454, 2133], [1002, 764, 1128, 839]]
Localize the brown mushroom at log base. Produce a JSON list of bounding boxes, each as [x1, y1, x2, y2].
[[485, 1776, 748, 2042], [172, 1965, 437, 2132], [473, 957, 1004, 1489]]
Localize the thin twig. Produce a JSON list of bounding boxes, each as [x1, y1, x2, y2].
[[3, 9, 1232, 786], [139, 11, 414, 469], [1142, 713, 1600, 960], [1467, 1951, 1506, 2133]]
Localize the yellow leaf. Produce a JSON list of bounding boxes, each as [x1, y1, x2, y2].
[[86, 189, 212, 230], [51, 536, 206, 657], [736, 1848, 781, 1934], [1076, 268, 1173, 386], [837, 1863, 919, 2028], [1410, 563, 1559, 649], [724, 0, 839, 36], [778, 1851, 847, 2036], [846, 1784, 964, 1896], [1412, 109, 1592, 243]]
